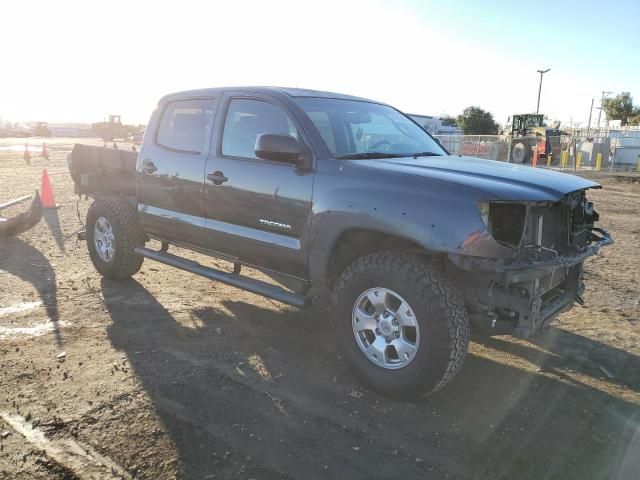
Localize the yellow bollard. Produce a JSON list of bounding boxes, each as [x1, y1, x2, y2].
[[576, 152, 583, 169], [596, 153, 602, 172], [637, 156, 640, 173], [547, 154, 552, 167]]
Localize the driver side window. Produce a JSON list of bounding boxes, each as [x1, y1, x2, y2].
[[222, 99, 298, 160]]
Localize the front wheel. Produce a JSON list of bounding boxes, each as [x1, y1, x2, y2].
[[86, 197, 144, 279], [331, 252, 470, 399]]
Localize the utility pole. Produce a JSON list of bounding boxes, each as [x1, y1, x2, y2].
[[596, 90, 612, 131], [586, 98, 594, 138], [536, 68, 550, 114]]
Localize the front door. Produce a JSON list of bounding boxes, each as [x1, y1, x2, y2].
[[203, 94, 315, 279], [137, 97, 217, 247]]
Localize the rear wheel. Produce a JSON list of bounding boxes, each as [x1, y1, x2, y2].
[[331, 252, 470, 399], [86, 197, 144, 279]]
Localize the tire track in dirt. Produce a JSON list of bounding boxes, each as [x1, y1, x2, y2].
[[0, 411, 132, 479]]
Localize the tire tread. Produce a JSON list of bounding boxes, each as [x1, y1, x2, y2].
[[330, 251, 470, 397], [86, 196, 144, 279]]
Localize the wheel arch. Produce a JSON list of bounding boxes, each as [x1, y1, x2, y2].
[[322, 228, 445, 289]]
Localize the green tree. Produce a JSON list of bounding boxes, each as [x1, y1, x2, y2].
[[628, 112, 640, 126], [602, 92, 637, 126], [456, 106, 499, 135], [439, 115, 457, 127]]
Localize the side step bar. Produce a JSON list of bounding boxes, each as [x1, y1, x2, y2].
[[134, 247, 307, 307]]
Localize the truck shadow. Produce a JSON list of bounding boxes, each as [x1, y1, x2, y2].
[[103, 278, 640, 480], [475, 328, 640, 394], [0, 237, 62, 347]]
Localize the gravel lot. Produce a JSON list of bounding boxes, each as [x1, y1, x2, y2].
[[1, 138, 639, 479]]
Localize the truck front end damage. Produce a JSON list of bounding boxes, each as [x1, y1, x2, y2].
[[448, 189, 613, 338]]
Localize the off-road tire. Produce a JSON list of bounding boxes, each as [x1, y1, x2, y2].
[[512, 141, 530, 164], [86, 197, 144, 279], [331, 252, 469, 399]]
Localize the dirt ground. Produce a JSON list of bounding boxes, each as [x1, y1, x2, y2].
[[1, 138, 639, 480]]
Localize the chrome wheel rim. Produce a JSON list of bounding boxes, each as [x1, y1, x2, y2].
[[94, 216, 115, 263], [352, 287, 420, 369]]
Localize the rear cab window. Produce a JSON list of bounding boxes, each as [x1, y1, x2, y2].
[[156, 99, 215, 153]]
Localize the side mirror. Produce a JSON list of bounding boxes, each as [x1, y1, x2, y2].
[[255, 133, 310, 169]]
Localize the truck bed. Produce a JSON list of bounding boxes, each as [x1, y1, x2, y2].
[[68, 144, 137, 195]]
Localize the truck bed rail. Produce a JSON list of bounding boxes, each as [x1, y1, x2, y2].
[[68, 144, 137, 195]]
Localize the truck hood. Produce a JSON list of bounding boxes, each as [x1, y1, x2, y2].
[[351, 155, 600, 201]]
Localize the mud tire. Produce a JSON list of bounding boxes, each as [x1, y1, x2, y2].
[[86, 197, 144, 279], [331, 252, 470, 399]]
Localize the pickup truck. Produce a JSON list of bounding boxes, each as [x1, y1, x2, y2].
[[68, 87, 612, 399]]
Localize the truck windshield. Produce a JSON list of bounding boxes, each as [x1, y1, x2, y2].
[[295, 98, 445, 159]]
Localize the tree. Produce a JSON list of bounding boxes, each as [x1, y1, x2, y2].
[[456, 106, 499, 135], [602, 92, 637, 126], [629, 113, 640, 126], [439, 115, 457, 127]]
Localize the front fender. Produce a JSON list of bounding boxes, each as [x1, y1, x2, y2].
[[308, 160, 511, 286]]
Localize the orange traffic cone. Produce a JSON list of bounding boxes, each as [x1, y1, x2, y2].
[[23, 143, 31, 165], [40, 169, 59, 209], [41, 142, 49, 160]]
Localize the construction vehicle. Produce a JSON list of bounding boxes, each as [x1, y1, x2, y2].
[[92, 115, 124, 142], [504, 114, 567, 164], [33, 122, 51, 137]]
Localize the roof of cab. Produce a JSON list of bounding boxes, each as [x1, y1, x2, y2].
[[159, 86, 379, 104]]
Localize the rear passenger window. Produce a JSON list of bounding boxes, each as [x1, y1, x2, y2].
[[156, 99, 214, 153], [222, 99, 298, 159]]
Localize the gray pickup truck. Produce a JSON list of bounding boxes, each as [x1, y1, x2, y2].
[[68, 87, 612, 398]]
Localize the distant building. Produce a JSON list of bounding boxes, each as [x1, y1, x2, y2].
[[46, 123, 94, 137], [27, 122, 94, 137], [408, 114, 462, 135]]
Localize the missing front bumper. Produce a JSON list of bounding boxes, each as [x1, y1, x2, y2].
[[450, 228, 613, 338], [487, 266, 582, 338]]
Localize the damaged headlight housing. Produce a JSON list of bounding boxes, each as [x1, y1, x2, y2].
[[477, 201, 527, 247]]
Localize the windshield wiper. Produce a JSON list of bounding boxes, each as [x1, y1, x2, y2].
[[336, 152, 406, 160], [337, 151, 443, 160], [411, 152, 443, 158]]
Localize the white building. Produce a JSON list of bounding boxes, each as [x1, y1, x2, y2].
[[47, 123, 94, 137], [407, 114, 461, 135]]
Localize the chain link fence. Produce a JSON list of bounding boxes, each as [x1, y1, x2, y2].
[[434, 135, 510, 161], [435, 134, 640, 173]]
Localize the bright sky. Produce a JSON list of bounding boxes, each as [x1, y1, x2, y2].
[[1, 0, 638, 126]]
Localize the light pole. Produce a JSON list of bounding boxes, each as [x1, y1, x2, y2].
[[586, 98, 594, 138], [536, 68, 550, 114], [596, 90, 612, 130]]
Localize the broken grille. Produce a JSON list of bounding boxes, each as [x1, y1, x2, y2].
[[538, 204, 570, 253]]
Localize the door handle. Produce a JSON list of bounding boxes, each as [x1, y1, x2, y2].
[[142, 159, 157, 174], [207, 171, 228, 185]]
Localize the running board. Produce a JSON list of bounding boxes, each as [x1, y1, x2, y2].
[[134, 247, 307, 307]]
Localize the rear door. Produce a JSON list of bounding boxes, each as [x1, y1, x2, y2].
[[203, 93, 315, 279], [137, 97, 218, 247]]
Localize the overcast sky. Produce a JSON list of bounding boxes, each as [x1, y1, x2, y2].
[[1, 0, 638, 126]]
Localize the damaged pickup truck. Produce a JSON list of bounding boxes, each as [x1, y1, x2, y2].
[[67, 87, 612, 398]]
